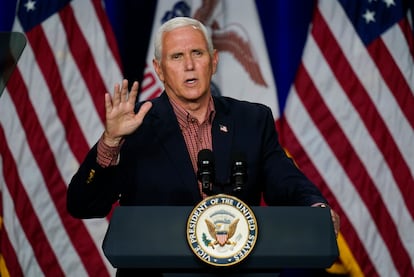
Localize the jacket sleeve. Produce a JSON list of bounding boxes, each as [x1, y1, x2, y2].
[[66, 144, 121, 218]]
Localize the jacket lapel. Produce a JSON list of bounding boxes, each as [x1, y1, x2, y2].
[[148, 93, 201, 200], [147, 94, 234, 198], [212, 97, 233, 186]]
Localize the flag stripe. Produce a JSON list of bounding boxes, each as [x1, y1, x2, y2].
[[0, 168, 33, 277], [38, 13, 104, 151], [296, 62, 413, 276], [71, 0, 124, 106], [313, 7, 414, 220], [0, 81, 94, 275], [0, 123, 63, 276], [0, 229, 22, 277], [320, 6, 414, 179], [321, 1, 414, 165], [1, 0, 121, 275], [283, 87, 399, 276], [319, 1, 414, 183], [1, 74, 71, 275], [281, 1, 414, 275], [392, 20, 414, 90], [373, 29, 414, 131], [89, 0, 123, 70], [1, 189, 43, 277], [58, 4, 107, 123], [399, 19, 414, 57], [301, 28, 414, 266], [0, 126, 64, 276], [32, 3, 113, 272], [25, 27, 91, 163], [140, 68, 163, 100], [6, 68, 108, 276], [277, 119, 380, 276], [314, 7, 414, 266]]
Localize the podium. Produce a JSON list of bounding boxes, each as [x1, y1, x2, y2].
[[0, 32, 26, 96], [102, 205, 339, 275]]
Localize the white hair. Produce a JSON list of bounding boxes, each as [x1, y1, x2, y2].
[[153, 17, 214, 62]]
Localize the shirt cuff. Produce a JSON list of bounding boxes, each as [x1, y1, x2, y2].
[[96, 135, 124, 167]]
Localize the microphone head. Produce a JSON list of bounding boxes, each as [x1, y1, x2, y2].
[[197, 149, 215, 195], [231, 152, 247, 192], [197, 149, 214, 167], [231, 152, 247, 169]]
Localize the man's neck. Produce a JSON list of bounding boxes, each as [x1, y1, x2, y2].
[[168, 94, 212, 123], [169, 92, 214, 123]]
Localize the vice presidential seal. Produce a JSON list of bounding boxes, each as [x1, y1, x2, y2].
[[186, 194, 258, 266]]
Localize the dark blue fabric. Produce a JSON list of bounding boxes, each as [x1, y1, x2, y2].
[[0, 0, 18, 31], [17, 0, 72, 32], [255, 0, 315, 114]]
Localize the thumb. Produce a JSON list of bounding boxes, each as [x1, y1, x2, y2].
[[135, 101, 153, 122]]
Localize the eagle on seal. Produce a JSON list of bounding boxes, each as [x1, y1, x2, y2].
[[205, 218, 240, 248]]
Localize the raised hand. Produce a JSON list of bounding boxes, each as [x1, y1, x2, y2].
[[103, 79, 152, 146]]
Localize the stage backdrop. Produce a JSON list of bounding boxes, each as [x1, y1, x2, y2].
[[0, 0, 413, 276]]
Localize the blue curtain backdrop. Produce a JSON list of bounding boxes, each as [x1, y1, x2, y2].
[[0, 0, 17, 30], [255, 0, 315, 112]]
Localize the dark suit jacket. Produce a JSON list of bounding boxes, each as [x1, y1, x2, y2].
[[67, 92, 326, 218]]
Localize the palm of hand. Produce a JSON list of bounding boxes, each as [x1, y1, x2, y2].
[[103, 80, 152, 143]]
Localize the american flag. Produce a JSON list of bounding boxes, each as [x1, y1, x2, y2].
[[278, 0, 414, 276], [0, 0, 120, 276]]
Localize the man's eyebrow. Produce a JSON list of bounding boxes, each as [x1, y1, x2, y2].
[[168, 50, 183, 56]]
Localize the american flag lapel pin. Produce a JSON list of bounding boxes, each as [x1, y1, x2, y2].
[[219, 124, 228, 133]]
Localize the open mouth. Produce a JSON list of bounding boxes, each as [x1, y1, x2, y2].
[[185, 78, 197, 84]]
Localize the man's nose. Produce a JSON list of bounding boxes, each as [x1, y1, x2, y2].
[[184, 56, 195, 70]]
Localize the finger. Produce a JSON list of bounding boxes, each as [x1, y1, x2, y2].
[[135, 101, 152, 123], [331, 210, 340, 237], [128, 81, 139, 104], [104, 93, 113, 114], [120, 79, 129, 102], [112, 82, 121, 106]]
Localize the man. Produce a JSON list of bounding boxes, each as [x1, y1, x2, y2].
[[67, 16, 339, 275]]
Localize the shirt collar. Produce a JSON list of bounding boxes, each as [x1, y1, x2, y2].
[[169, 96, 216, 128]]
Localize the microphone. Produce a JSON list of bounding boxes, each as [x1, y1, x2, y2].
[[197, 149, 215, 196], [231, 152, 247, 193]]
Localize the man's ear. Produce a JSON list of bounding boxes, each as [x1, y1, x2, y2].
[[212, 49, 218, 74], [153, 59, 164, 82]]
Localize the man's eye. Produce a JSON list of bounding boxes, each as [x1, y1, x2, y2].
[[171, 54, 181, 59], [193, 50, 202, 56]]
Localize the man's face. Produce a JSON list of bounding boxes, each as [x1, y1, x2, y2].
[[153, 26, 218, 107]]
